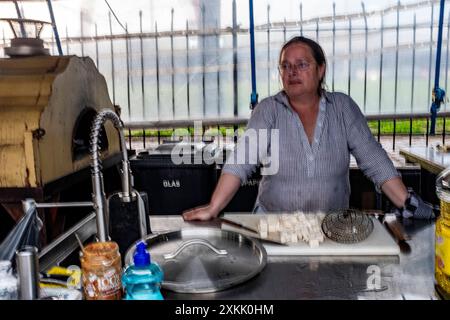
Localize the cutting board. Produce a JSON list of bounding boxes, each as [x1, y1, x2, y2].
[[222, 214, 400, 256]]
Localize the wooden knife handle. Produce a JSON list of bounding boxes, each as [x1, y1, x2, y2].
[[384, 219, 411, 242]]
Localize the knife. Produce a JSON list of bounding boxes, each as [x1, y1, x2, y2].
[[220, 217, 259, 233], [220, 217, 286, 245], [383, 213, 411, 242]]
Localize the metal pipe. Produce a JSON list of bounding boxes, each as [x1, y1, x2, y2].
[[267, 4, 271, 96], [300, 3, 303, 36], [90, 110, 132, 242], [36, 202, 93, 208], [128, 129, 131, 150], [434, 0, 445, 96], [411, 14, 416, 115], [155, 21, 160, 120], [365, 111, 450, 121], [124, 112, 450, 130], [65, 25, 69, 54], [58, 23, 438, 42], [348, 17, 352, 96], [13, 0, 26, 38], [22, 199, 93, 214], [109, 12, 116, 105], [394, 0, 400, 114], [95, 24, 99, 68], [232, 0, 238, 118], [430, 0, 446, 135], [315, 20, 319, 42], [332, 2, 336, 92], [409, 117, 412, 146], [51, 32, 55, 55], [16, 246, 40, 300], [125, 24, 131, 121], [249, 0, 258, 110], [80, 10, 84, 57], [443, 117, 446, 145], [22, 199, 36, 216], [202, 4, 206, 116], [378, 15, 384, 115], [139, 11, 145, 120], [444, 13, 449, 143], [171, 8, 175, 119], [46, 0, 63, 55], [393, 119, 396, 151], [142, 129, 146, 149], [377, 120, 381, 142], [134, 190, 148, 238], [427, 4, 434, 106], [216, 18, 221, 117], [186, 20, 191, 118], [361, 2, 368, 113]]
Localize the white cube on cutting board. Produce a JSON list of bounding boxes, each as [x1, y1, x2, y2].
[[222, 213, 400, 256]]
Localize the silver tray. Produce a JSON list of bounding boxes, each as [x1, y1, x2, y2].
[[124, 228, 267, 293]]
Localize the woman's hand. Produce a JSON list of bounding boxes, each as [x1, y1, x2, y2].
[[182, 204, 219, 221], [183, 173, 241, 221]]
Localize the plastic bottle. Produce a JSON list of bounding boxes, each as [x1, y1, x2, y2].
[[0, 260, 18, 300], [122, 242, 164, 300]]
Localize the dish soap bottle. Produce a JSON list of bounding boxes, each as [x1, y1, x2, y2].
[[122, 242, 164, 300]]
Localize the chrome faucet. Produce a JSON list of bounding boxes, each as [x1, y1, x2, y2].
[[15, 110, 146, 279], [89, 109, 136, 242], [21, 109, 145, 247]]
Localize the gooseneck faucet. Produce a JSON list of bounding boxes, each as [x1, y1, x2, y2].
[[90, 109, 134, 242]]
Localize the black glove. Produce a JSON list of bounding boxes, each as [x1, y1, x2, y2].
[[398, 191, 435, 219]]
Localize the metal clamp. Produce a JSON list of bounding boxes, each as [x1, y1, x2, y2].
[[163, 239, 228, 260]]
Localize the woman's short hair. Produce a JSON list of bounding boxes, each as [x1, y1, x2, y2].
[[279, 36, 327, 95]]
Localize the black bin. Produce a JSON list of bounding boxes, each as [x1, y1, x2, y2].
[[130, 142, 218, 215]]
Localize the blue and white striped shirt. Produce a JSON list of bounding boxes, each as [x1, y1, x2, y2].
[[222, 90, 400, 212]]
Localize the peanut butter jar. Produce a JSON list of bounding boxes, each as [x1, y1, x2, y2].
[[80, 241, 122, 300]]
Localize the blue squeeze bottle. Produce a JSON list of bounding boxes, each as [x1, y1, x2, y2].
[[122, 242, 164, 300]]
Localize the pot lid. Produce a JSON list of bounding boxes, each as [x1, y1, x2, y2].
[[124, 228, 267, 293]]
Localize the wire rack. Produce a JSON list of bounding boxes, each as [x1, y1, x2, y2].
[[321, 209, 374, 244]]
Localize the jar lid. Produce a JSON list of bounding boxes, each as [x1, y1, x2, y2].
[[81, 241, 120, 264]]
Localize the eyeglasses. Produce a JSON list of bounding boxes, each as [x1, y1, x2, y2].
[[278, 60, 312, 74]]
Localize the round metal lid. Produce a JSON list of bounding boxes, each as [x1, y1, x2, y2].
[[321, 209, 374, 244], [124, 228, 267, 293], [5, 45, 49, 57]]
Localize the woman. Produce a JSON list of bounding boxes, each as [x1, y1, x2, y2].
[[183, 36, 433, 221]]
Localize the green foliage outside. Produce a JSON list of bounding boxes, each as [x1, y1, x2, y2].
[[367, 118, 448, 135], [125, 126, 246, 138]]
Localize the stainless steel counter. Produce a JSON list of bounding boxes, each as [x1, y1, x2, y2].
[[152, 217, 439, 300], [400, 146, 450, 175]]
